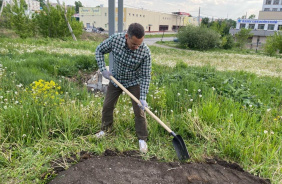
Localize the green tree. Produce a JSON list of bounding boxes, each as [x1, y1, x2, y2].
[[248, 14, 256, 19], [264, 32, 282, 55], [177, 25, 220, 50], [234, 28, 253, 49], [75, 1, 83, 13], [201, 17, 210, 27], [4, 0, 36, 38], [35, 5, 83, 38]]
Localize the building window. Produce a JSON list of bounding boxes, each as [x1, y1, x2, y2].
[[105, 24, 107, 28], [274, 0, 279, 4], [105, 13, 107, 16], [136, 14, 138, 17], [268, 24, 275, 30], [249, 24, 255, 29], [280, 8, 282, 11], [258, 24, 265, 29], [240, 24, 246, 28], [133, 14, 134, 16], [265, 0, 272, 4], [143, 15, 145, 17], [129, 13, 131, 16], [264, 8, 270, 11], [278, 25, 282, 30], [273, 8, 278, 11]]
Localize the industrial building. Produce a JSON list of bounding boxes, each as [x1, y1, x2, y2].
[[79, 6, 198, 32]]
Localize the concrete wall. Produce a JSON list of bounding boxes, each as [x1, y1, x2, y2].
[[258, 11, 282, 19]]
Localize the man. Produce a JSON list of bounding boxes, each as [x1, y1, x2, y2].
[[94, 23, 151, 153]]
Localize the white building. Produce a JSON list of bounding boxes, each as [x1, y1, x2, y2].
[[230, 0, 282, 49], [79, 6, 197, 32], [2, 0, 40, 11]]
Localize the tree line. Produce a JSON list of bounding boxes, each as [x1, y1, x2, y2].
[[0, 0, 83, 38]]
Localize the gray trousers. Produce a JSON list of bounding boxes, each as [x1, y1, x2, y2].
[[101, 82, 148, 141]]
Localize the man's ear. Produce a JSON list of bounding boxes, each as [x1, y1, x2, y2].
[[125, 33, 128, 39]]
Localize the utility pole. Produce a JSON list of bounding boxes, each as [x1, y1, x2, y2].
[[198, 7, 200, 26], [0, 0, 6, 18], [108, 0, 115, 71]]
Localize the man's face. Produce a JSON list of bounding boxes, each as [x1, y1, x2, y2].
[[125, 34, 144, 50]]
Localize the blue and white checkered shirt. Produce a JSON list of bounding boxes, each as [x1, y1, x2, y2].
[[95, 33, 151, 100]]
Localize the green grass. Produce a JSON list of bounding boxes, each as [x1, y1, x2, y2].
[[145, 33, 176, 38], [0, 37, 281, 183]]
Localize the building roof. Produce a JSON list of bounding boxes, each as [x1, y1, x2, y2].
[[172, 12, 191, 16]]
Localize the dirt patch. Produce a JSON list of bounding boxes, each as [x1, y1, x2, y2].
[[48, 150, 270, 184]]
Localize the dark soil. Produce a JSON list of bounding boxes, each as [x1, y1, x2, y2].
[[48, 150, 270, 184]]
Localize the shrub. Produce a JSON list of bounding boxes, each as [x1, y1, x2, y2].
[[234, 28, 253, 49], [221, 34, 234, 49], [177, 25, 220, 50], [264, 32, 282, 56]]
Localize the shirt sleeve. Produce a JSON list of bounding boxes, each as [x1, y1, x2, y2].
[[140, 47, 152, 101], [95, 36, 113, 72]]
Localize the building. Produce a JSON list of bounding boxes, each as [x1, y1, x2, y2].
[[230, 0, 282, 49], [79, 6, 194, 32], [2, 0, 40, 11]]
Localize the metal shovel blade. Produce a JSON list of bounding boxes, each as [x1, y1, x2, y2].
[[172, 135, 190, 161]]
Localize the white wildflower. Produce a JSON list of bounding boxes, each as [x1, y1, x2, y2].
[[198, 89, 201, 92], [267, 108, 271, 112], [212, 87, 216, 91], [188, 109, 192, 113], [4, 106, 7, 109], [22, 134, 26, 137], [270, 131, 274, 135], [199, 95, 202, 98], [177, 93, 180, 96], [264, 130, 268, 134], [190, 99, 193, 102]]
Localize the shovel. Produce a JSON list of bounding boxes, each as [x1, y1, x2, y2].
[[110, 76, 190, 161]]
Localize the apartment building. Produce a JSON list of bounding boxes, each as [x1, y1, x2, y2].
[[79, 6, 196, 32], [2, 0, 40, 11], [230, 0, 282, 49]]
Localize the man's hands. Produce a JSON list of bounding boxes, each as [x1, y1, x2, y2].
[[102, 70, 112, 79], [139, 100, 148, 110]]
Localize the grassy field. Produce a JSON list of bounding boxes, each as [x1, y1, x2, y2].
[[0, 37, 281, 183]]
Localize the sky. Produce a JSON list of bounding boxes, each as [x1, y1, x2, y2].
[[56, 0, 263, 20]]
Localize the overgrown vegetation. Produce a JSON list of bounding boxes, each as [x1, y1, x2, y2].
[[234, 28, 253, 49], [0, 0, 83, 38], [177, 25, 221, 50], [264, 31, 282, 56], [0, 37, 281, 183]]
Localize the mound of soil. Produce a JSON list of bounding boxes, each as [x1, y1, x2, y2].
[[49, 150, 270, 184]]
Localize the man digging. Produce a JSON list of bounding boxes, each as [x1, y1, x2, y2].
[[94, 23, 152, 153]]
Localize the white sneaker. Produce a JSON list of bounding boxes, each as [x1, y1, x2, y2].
[[139, 140, 148, 153], [95, 131, 105, 138]]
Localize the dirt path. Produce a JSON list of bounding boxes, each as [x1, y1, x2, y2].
[[49, 150, 270, 184]]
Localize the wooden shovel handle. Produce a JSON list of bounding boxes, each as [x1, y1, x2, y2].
[[110, 76, 173, 133]]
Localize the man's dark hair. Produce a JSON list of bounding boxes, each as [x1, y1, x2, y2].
[[127, 23, 145, 39]]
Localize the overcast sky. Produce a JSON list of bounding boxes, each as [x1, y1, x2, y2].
[[57, 0, 263, 20]]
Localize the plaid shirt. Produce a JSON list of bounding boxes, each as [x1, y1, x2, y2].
[[95, 33, 151, 100]]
